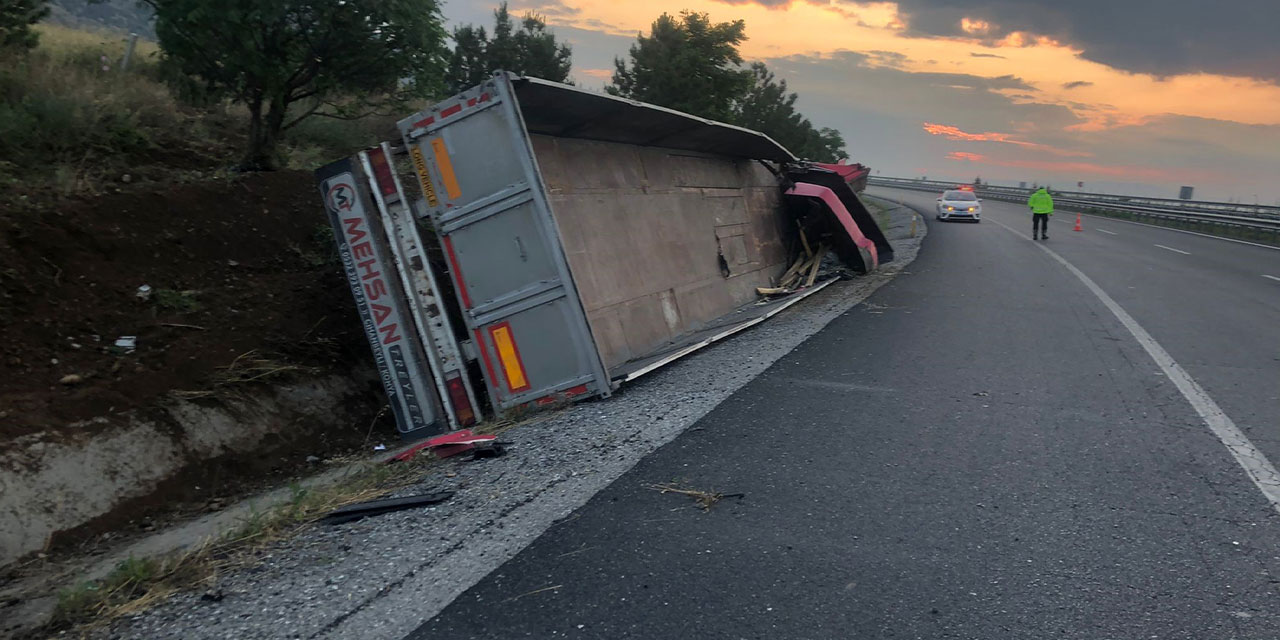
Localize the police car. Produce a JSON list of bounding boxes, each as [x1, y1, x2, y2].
[[935, 188, 982, 222]]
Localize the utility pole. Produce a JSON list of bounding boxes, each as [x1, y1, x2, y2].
[[120, 33, 139, 72]]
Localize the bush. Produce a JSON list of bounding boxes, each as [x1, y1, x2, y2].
[[0, 25, 182, 177], [282, 110, 399, 169]]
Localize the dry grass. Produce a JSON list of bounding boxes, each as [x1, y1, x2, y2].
[[173, 350, 318, 400], [52, 453, 439, 631], [649, 482, 743, 512], [34, 22, 161, 63]]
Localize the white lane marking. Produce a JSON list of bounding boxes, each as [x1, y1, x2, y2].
[[1097, 229, 1118, 235], [990, 216, 1280, 516], [1263, 275, 1280, 283], [1155, 244, 1191, 255]]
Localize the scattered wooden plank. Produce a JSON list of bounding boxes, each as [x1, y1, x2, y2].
[[776, 256, 806, 287], [797, 223, 814, 258], [756, 287, 793, 296], [784, 254, 818, 288], [804, 245, 828, 287], [160, 323, 207, 330]]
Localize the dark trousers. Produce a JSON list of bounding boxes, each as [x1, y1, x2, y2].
[[1033, 213, 1049, 237]]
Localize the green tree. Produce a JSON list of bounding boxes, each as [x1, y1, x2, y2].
[[730, 62, 846, 162], [607, 11, 751, 122], [446, 24, 489, 93], [145, 0, 448, 170], [444, 3, 572, 94], [511, 12, 571, 81], [796, 126, 846, 163], [0, 0, 49, 51]]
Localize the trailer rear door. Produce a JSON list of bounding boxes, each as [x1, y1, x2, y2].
[[398, 74, 610, 410]]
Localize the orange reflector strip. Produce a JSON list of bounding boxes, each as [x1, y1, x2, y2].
[[409, 145, 439, 208], [429, 138, 462, 200], [489, 323, 530, 393]]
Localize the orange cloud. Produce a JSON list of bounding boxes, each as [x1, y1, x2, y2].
[[960, 17, 992, 36], [923, 122, 1093, 157], [947, 151, 986, 162]]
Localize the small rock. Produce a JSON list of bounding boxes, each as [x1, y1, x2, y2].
[[200, 589, 224, 602], [305, 455, 320, 463], [227, 260, 240, 267], [120, 174, 132, 183], [59, 374, 83, 385]]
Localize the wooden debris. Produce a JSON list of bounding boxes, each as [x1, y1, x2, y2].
[[804, 245, 828, 287], [797, 223, 814, 258], [776, 254, 808, 288], [760, 243, 829, 299]]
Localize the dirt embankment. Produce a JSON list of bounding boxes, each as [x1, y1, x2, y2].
[[0, 170, 387, 549]]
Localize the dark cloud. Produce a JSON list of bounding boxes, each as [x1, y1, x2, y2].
[[825, 51, 1033, 90], [1062, 80, 1093, 89], [888, 0, 1280, 83], [970, 52, 1006, 59], [866, 50, 910, 67], [772, 51, 1075, 132]]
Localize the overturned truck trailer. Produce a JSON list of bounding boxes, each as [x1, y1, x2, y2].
[[317, 72, 891, 438]]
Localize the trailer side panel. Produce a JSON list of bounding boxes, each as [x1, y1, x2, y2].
[[532, 136, 789, 370]]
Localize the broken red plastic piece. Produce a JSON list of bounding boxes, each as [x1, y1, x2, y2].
[[387, 429, 498, 463]]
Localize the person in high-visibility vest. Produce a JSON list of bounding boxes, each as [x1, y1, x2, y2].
[[1027, 187, 1054, 240]]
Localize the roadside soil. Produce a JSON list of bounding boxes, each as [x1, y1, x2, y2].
[[0, 170, 392, 554]]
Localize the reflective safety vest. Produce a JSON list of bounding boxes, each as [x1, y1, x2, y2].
[[1028, 189, 1054, 214]]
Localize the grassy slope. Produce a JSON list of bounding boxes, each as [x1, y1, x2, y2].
[[0, 23, 394, 202]]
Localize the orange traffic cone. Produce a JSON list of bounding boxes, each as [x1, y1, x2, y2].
[[1073, 213, 1083, 232]]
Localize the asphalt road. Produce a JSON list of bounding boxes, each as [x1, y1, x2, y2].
[[409, 188, 1280, 639]]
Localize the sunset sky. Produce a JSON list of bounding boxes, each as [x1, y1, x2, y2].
[[447, 0, 1280, 202]]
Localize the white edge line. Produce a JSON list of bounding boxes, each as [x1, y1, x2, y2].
[[1263, 275, 1280, 283], [989, 216, 1280, 516], [621, 279, 838, 383], [1097, 229, 1118, 235], [1154, 244, 1191, 255]]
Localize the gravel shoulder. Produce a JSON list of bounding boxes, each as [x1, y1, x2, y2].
[[94, 198, 925, 640]]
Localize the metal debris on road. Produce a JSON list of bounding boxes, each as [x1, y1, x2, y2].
[[388, 429, 498, 463], [320, 492, 454, 525]]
